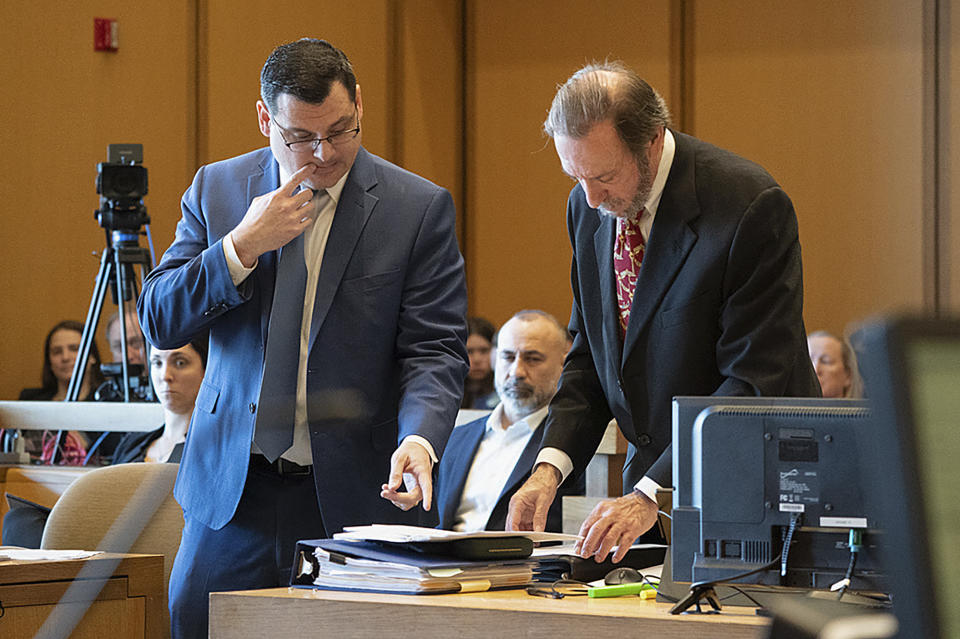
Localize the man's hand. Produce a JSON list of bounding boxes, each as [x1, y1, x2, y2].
[[230, 164, 320, 267], [381, 439, 434, 511], [505, 463, 561, 531], [575, 490, 659, 563]]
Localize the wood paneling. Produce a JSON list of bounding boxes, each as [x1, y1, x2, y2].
[[689, 1, 926, 335], [0, 2, 194, 400], [464, 0, 674, 328]]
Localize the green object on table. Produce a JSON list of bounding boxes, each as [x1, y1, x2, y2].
[[587, 582, 657, 598]]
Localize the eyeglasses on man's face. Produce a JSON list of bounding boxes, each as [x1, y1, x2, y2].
[[270, 106, 360, 153]]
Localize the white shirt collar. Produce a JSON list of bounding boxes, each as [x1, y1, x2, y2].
[[484, 403, 549, 434], [644, 128, 675, 216]]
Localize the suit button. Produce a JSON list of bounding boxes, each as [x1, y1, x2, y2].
[[638, 433, 652, 447], [249, 402, 256, 414]]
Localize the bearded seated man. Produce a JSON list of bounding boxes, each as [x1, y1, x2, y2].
[[434, 310, 584, 532]]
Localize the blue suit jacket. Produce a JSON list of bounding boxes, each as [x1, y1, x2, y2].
[[139, 147, 468, 533], [434, 412, 585, 532]]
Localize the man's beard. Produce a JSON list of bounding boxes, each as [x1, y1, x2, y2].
[[496, 379, 553, 419], [597, 156, 654, 221]]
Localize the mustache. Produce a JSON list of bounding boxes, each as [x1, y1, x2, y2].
[[500, 380, 535, 397]]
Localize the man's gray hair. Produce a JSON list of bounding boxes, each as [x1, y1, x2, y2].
[[543, 61, 671, 160]]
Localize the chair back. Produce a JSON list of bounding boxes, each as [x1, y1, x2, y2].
[[41, 462, 182, 637]]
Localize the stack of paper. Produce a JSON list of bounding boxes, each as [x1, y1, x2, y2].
[[334, 524, 577, 544], [294, 538, 536, 594]]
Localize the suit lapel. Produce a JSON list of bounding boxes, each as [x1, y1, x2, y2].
[[308, 149, 378, 350], [440, 421, 486, 530], [593, 216, 624, 372], [621, 133, 700, 364], [495, 417, 547, 510], [249, 155, 281, 347]]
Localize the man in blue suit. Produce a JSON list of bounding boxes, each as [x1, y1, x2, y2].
[[138, 39, 468, 638], [436, 310, 582, 532]]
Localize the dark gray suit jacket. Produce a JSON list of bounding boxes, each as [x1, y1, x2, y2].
[[541, 130, 820, 492]]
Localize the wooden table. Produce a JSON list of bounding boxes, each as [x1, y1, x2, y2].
[[0, 552, 164, 639], [209, 586, 770, 639]]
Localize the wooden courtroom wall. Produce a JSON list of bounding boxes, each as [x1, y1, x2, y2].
[[463, 0, 675, 328], [1, 1, 956, 399], [688, 0, 928, 337], [0, 1, 195, 401]]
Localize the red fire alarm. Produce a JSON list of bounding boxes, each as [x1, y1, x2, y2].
[[94, 18, 118, 52]]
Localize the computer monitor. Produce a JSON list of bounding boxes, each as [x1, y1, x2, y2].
[[858, 316, 960, 639], [671, 396, 886, 594]]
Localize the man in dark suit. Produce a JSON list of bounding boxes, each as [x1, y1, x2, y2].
[[138, 39, 467, 638], [507, 61, 820, 561], [436, 310, 582, 532]]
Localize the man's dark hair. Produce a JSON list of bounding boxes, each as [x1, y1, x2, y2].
[[260, 38, 357, 113]]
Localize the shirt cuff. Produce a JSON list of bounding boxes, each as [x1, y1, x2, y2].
[[633, 476, 663, 503], [223, 232, 257, 286], [534, 447, 574, 483], [402, 435, 438, 464]]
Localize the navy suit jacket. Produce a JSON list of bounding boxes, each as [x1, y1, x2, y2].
[[435, 412, 585, 532], [541, 131, 820, 493], [139, 147, 468, 533]]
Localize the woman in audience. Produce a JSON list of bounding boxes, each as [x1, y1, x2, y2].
[[461, 316, 499, 409], [807, 330, 863, 399], [112, 332, 208, 464], [19, 320, 104, 402], [17, 320, 104, 463]]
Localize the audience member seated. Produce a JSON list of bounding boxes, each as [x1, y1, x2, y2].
[[807, 330, 863, 398], [112, 333, 208, 464], [17, 320, 105, 463], [461, 316, 499, 410], [2, 333, 208, 548], [435, 310, 583, 532], [106, 307, 147, 366]]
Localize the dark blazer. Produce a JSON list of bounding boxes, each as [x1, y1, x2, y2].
[[111, 425, 183, 464], [139, 147, 468, 533], [436, 412, 585, 532], [541, 130, 820, 492]]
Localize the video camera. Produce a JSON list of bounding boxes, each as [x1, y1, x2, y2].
[[95, 363, 153, 403], [96, 143, 149, 231]]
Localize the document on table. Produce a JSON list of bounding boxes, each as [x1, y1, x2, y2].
[[0, 547, 101, 561], [293, 539, 535, 594], [335, 524, 579, 544]]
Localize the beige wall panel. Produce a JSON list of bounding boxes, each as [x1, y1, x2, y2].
[[690, 1, 925, 336], [467, 0, 673, 327], [199, 0, 392, 168], [949, 0, 960, 314], [396, 2, 464, 215], [0, 2, 194, 399]]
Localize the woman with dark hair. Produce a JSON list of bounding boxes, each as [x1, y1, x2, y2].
[[16, 320, 105, 463], [112, 332, 209, 464], [461, 316, 499, 409], [19, 320, 104, 402]]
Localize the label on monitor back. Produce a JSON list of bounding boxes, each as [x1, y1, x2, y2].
[[820, 517, 868, 528], [779, 503, 805, 512]]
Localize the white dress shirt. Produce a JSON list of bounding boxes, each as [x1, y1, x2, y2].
[[452, 403, 549, 532], [534, 129, 676, 500]]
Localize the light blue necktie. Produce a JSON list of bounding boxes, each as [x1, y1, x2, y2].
[[253, 190, 324, 461]]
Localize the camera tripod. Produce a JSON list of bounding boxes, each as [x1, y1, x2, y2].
[[51, 222, 156, 465], [68, 227, 155, 404]]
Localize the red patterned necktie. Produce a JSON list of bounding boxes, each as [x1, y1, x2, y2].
[[613, 215, 645, 336]]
